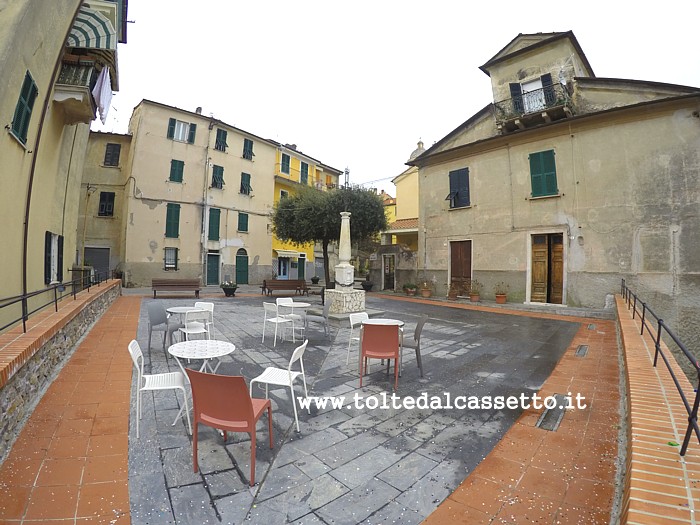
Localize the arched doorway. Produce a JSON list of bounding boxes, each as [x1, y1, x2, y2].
[[235, 248, 249, 284]]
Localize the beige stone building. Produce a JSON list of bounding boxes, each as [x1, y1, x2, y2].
[[0, 1, 127, 325], [88, 99, 341, 287], [411, 31, 700, 336]]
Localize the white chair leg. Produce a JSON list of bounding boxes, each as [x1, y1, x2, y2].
[[290, 384, 300, 432], [135, 389, 141, 438]]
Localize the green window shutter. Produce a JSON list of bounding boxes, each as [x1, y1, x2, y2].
[[170, 159, 184, 182], [165, 203, 180, 238], [238, 212, 249, 232], [57, 235, 64, 282], [529, 150, 557, 197], [243, 138, 254, 159], [281, 153, 290, 174], [167, 118, 176, 139], [447, 168, 469, 208], [12, 72, 38, 144], [104, 143, 121, 166], [208, 208, 221, 240], [212, 165, 224, 189], [44, 231, 52, 284], [240, 172, 252, 194], [215, 129, 228, 151], [300, 162, 309, 185], [187, 123, 197, 144]]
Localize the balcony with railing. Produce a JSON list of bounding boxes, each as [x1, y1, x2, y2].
[[494, 83, 573, 133], [53, 61, 98, 124]]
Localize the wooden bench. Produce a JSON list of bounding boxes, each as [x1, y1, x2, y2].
[[261, 279, 309, 296], [152, 278, 201, 298]]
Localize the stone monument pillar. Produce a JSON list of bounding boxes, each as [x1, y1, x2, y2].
[[325, 212, 365, 314]]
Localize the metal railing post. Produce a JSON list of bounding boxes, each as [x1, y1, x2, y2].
[[652, 318, 663, 367]]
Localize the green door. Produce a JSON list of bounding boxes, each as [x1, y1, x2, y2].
[[206, 254, 219, 285], [298, 255, 306, 279], [235, 249, 249, 284]]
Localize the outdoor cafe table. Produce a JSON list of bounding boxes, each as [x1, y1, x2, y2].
[[168, 339, 235, 376], [360, 318, 405, 375], [166, 305, 204, 321], [281, 301, 311, 341]]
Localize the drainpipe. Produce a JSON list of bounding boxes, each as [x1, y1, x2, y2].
[[22, 3, 82, 306], [201, 119, 214, 284]]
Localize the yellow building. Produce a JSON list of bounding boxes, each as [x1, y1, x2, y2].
[[82, 101, 341, 286], [271, 144, 341, 280], [0, 0, 127, 325]]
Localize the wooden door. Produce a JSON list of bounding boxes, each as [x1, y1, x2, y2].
[[450, 241, 472, 290], [549, 234, 564, 303], [530, 234, 563, 304], [383, 255, 395, 290], [206, 254, 220, 285]]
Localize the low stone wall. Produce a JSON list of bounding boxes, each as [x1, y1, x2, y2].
[[0, 282, 120, 461]]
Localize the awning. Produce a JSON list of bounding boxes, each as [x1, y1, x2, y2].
[[274, 249, 303, 258], [67, 6, 117, 51]]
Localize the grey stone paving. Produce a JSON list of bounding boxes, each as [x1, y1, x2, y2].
[[127, 287, 579, 524]]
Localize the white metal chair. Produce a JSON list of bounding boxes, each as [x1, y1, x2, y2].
[[194, 301, 215, 331], [276, 297, 304, 341], [250, 340, 309, 432], [146, 302, 183, 352], [306, 301, 331, 339], [127, 340, 192, 438], [262, 302, 292, 347], [179, 307, 211, 341], [346, 312, 369, 364]]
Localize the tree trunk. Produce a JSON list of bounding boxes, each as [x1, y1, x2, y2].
[[322, 239, 331, 286]]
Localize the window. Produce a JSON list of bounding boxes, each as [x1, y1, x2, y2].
[[98, 192, 115, 217], [300, 162, 309, 185], [44, 231, 64, 284], [170, 159, 184, 182], [167, 117, 197, 144], [510, 73, 555, 115], [446, 168, 470, 208], [529, 150, 558, 197], [238, 212, 249, 232], [11, 71, 39, 145], [208, 208, 221, 240], [103, 143, 121, 166], [243, 138, 254, 160], [164, 247, 178, 270], [240, 172, 252, 195], [212, 165, 224, 189], [165, 203, 180, 238], [281, 153, 290, 174], [215, 129, 228, 151], [280, 190, 288, 200]]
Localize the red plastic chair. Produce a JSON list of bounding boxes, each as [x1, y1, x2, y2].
[[186, 369, 273, 486], [359, 323, 400, 390]]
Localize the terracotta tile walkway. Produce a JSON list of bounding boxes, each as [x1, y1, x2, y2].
[[0, 295, 140, 524]]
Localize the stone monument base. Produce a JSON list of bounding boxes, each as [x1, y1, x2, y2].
[[325, 289, 365, 314]]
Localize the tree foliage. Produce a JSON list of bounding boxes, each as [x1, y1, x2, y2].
[[271, 186, 388, 284]]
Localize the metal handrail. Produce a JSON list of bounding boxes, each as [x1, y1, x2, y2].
[[0, 269, 114, 334], [620, 278, 700, 455]]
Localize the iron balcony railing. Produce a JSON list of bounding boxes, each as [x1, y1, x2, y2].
[[56, 62, 98, 90], [494, 83, 571, 122], [0, 269, 113, 334], [620, 278, 700, 456]]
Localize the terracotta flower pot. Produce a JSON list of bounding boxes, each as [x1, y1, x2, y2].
[[470, 293, 480, 302], [495, 294, 507, 304], [405, 289, 416, 296]]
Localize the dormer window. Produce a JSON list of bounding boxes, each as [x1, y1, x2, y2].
[[510, 74, 556, 115]]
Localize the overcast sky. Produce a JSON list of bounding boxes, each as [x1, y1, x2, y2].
[[94, 1, 700, 194]]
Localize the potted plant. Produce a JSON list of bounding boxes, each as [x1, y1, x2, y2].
[[494, 281, 509, 304], [310, 275, 320, 285], [447, 282, 462, 300], [469, 279, 482, 302], [419, 280, 432, 298], [220, 280, 238, 297], [403, 283, 418, 296], [361, 274, 374, 292]]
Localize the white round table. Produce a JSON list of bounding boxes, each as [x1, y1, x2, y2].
[[168, 339, 235, 376], [166, 306, 204, 319]]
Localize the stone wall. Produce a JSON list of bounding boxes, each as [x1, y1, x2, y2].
[[0, 284, 120, 461]]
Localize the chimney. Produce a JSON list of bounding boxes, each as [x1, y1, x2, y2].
[[285, 143, 297, 150], [195, 107, 202, 114]]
